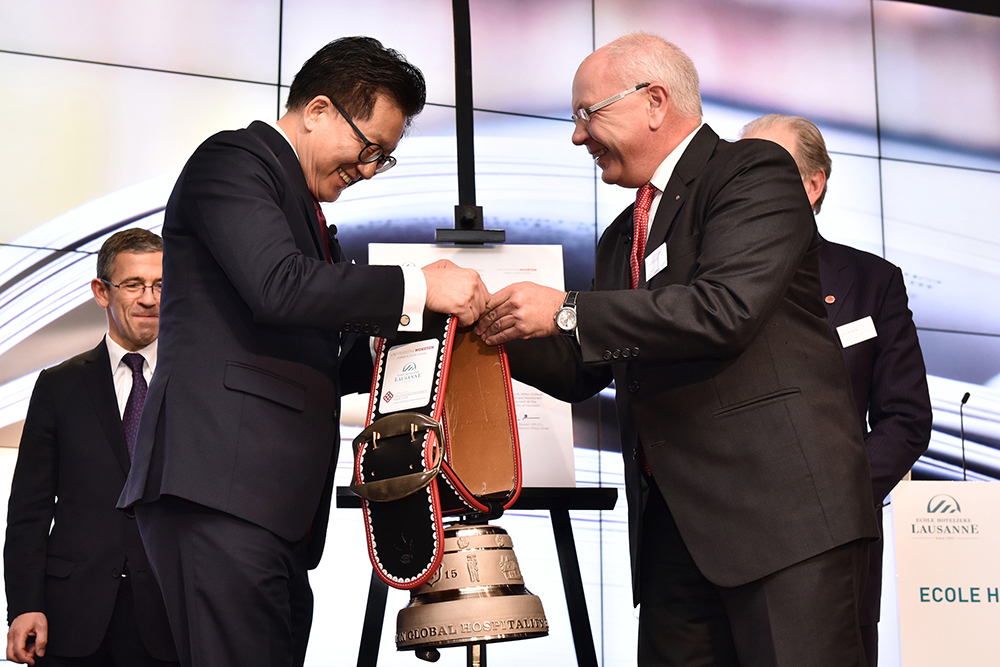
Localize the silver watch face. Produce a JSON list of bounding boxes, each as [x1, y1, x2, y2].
[[556, 307, 577, 331]]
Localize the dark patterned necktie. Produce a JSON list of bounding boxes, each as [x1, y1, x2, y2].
[[121, 353, 147, 462], [630, 184, 656, 289]]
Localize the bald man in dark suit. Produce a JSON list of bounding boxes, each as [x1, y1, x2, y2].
[[477, 35, 879, 666]]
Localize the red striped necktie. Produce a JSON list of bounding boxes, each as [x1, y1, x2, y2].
[[630, 183, 656, 289], [631, 183, 656, 478]]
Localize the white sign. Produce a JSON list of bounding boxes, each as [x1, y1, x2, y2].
[[369, 243, 576, 487], [380, 339, 439, 413], [892, 480, 1000, 666]]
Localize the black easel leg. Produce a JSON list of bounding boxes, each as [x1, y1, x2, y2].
[[357, 568, 389, 667], [467, 642, 486, 667], [550, 507, 600, 667]]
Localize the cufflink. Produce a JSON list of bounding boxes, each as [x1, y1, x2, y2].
[[400, 314, 411, 326]]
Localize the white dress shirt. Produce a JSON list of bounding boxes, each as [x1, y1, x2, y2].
[[643, 123, 704, 239]]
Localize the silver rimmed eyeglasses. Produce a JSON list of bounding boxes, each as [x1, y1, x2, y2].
[[331, 100, 397, 174], [101, 279, 162, 297], [572, 83, 651, 123]]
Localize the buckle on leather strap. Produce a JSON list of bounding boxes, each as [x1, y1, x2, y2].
[[350, 412, 445, 503]]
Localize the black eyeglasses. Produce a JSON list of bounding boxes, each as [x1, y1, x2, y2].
[[102, 279, 162, 297], [331, 100, 397, 174]]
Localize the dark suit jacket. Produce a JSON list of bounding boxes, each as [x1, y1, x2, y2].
[[118, 121, 405, 568], [4, 340, 176, 660], [509, 125, 880, 599], [819, 238, 932, 624]]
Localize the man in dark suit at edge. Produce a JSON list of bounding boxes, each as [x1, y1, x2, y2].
[[741, 113, 933, 666], [117, 37, 488, 667], [6, 229, 177, 666], [475, 33, 880, 666]]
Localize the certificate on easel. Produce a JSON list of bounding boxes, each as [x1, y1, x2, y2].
[[368, 243, 576, 488]]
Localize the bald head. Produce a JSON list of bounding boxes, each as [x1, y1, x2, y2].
[[571, 34, 703, 188], [741, 114, 832, 214], [602, 33, 703, 120]]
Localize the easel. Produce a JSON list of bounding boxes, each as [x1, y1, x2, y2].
[[337, 486, 617, 666]]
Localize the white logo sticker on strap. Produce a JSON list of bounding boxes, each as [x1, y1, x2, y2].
[[381, 339, 440, 413]]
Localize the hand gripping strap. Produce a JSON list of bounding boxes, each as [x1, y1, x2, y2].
[[352, 313, 521, 589]]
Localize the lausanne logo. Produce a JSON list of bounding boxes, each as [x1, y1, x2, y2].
[[927, 494, 961, 514], [401, 363, 417, 373]]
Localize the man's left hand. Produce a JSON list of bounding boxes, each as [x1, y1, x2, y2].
[[475, 282, 566, 345]]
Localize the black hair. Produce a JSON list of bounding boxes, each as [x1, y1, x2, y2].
[[286, 36, 426, 127]]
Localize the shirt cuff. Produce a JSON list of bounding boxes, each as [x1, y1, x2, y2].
[[399, 264, 427, 332]]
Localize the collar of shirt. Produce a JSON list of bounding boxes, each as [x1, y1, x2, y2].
[[645, 123, 704, 235], [106, 334, 157, 416], [267, 120, 300, 161]]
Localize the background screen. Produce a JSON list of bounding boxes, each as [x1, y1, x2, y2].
[[2, 1, 998, 665]]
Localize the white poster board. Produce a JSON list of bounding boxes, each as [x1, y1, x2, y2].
[[368, 243, 576, 488], [892, 480, 1000, 666]]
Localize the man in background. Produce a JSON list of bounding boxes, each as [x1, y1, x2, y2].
[[118, 37, 488, 667], [477, 33, 878, 666], [742, 113, 933, 666], [5, 229, 176, 667]]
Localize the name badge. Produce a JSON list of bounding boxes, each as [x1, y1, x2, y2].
[[836, 316, 877, 348], [644, 243, 668, 282], [381, 339, 440, 412]]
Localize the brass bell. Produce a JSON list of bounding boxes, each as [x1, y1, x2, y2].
[[395, 523, 548, 658]]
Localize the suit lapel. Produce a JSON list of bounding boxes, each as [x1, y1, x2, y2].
[[818, 239, 853, 326], [248, 121, 330, 263], [640, 125, 721, 286], [82, 340, 131, 474], [248, 122, 348, 360]]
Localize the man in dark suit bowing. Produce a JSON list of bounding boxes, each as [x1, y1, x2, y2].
[[741, 114, 933, 666], [5, 229, 177, 666], [476, 34, 879, 666], [117, 37, 488, 667]]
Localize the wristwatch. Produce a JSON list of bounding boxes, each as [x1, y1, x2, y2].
[[554, 291, 579, 336]]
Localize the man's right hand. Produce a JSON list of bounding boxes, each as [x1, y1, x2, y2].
[[7, 612, 47, 665], [422, 259, 489, 327]]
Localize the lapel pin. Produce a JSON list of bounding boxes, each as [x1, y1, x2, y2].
[[825, 295, 835, 304]]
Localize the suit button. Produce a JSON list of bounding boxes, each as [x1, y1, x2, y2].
[[603, 350, 612, 361], [352, 323, 362, 332], [629, 381, 640, 393], [343, 323, 351, 332], [612, 349, 620, 359], [111, 567, 120, 578], [621, 348, 630, 358], [125, 509, 135, 519], [632, 347, 640, 357], [363, 324, 371, 334], [372, 325, 380, 335]]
